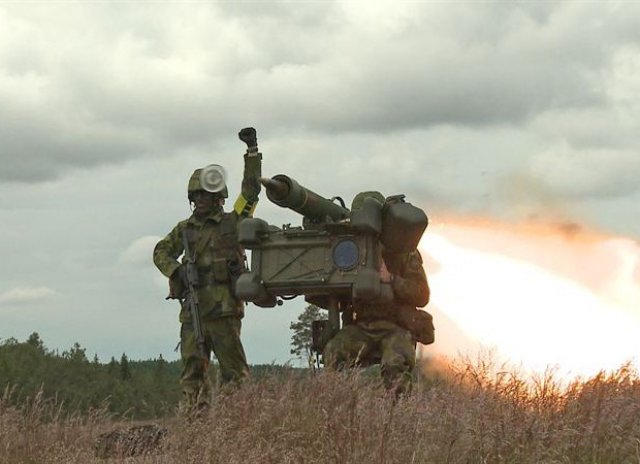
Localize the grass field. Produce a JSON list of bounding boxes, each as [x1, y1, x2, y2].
[[2, 356, 639, 463]]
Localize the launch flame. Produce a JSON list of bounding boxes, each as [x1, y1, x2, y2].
[[418, 217, 640, 380]]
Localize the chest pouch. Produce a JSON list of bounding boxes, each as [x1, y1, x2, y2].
[[212, 213, 243, 284], [212, 257, 230, 283]]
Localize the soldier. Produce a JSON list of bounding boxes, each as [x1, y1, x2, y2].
[[323, 191, 431, 396], [153, 128, 261, 411]]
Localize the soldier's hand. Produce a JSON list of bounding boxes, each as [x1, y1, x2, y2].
[[238, 127, 257, 148], [176, 265, 185, 282], [168, 270, 186, 299]]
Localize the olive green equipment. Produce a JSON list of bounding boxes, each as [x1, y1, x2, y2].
[[234, 174, 429, 358]]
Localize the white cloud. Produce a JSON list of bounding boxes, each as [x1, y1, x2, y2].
[[119, 235, 162, 265], [0, 286, 57, 305]]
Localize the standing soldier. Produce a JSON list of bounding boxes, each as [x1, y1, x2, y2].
[[153, 128, 261, 411], [323, 191, 432, 396]]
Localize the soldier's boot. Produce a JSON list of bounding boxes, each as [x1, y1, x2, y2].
[[178, 382, 211, 418], [195, 382, 212, 417], [178, 385, 196, 416]]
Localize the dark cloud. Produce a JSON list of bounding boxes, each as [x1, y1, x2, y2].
[[3, 2, 639, 184], [0, 108, 152, 182]]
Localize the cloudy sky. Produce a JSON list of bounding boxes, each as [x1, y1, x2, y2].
[[1, 2, 639, 365]]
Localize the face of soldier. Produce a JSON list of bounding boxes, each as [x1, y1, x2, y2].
[[192, 190, 222, 217]]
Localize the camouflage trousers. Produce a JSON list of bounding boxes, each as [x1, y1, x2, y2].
[[323, 320, 416, 395], [180, 316, 250, 410]]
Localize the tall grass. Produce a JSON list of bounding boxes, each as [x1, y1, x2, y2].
[[0, 385, 112, 463], [2, 357, 639, 463]]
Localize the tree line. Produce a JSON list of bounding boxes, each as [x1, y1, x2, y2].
[[0, 332, 300, 419]]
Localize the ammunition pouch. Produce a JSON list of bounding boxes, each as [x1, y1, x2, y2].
[[397, 308, 434, 345], [196, 253, 245, 289], [212, 258, 230, 283], [227, 257, 245, 299], [227, 258, 245, 279]]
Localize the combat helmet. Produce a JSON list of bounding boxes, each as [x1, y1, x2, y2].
[[187, 164, 229, 201], [351, 191, 385, 211]]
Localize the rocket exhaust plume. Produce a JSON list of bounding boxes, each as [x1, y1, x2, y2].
[[418, 216, 640, 381]]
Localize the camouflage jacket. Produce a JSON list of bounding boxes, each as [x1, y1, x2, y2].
[[353, 249, 430, 323], [153, 153, 261, 322]]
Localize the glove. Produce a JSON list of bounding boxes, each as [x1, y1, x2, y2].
[[168, 268, 186, 299], [238, 127, 258, 149], [178, 265, 190, 284]]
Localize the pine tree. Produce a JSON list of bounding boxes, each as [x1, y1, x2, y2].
[[289, 304, 324, 366], [154, 354, 166, 381], [64, 342, 87, 363], [26, 332, 45, 354], [120, 353, 132, 381], [108, 356, 118, 376]]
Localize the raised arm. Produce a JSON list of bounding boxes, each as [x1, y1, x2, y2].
[[234, 127, 262, 219]]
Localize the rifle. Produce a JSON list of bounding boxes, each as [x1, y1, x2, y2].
[[181, 228, 209, 367]]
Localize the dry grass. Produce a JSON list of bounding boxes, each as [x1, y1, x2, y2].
[[2, 357, 640, 463], [0, 385, 112, 463]]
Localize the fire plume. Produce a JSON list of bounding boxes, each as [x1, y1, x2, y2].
[[419, 216, 640, 380]]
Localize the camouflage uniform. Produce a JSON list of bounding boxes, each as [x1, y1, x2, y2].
[[153, 150, 261, 409], [324, 193, 430, 395]]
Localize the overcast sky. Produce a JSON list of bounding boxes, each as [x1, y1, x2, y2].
[[1, 2, 639, 365]]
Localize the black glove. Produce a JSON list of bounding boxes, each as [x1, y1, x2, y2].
[[238, 127, 258, 149], [176, 265, 189, 285], [168, 267, 187, 299]]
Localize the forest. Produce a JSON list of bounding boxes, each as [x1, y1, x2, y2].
[[0, 332, 291, 419]]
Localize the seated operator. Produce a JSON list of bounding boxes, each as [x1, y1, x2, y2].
[[323, 191, 431, 396]]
